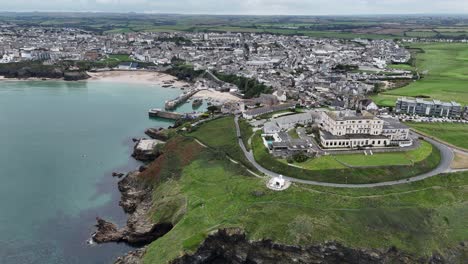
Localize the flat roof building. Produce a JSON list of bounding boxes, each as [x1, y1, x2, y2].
[[395, 97, 462, 118]]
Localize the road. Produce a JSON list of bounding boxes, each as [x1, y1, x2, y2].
[[234, 116, 455, 188]]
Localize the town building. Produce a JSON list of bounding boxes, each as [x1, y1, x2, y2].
[[319, 110, 410, 148], [395, 97, 462, 118], [243, 102, 296, 119]]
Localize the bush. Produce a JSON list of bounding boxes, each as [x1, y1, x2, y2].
[[292, 152, 308, 163]]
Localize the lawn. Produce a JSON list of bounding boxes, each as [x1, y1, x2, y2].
[[252, 132, 441, 184], [142, 137, 468, 263], [388, 63, 415, 71], [406, 122, 468, 150], [279, 141, 432, 168], [335, 141, 433, 167], [280, 155, 346, 170], [373, 43, 468, 106]]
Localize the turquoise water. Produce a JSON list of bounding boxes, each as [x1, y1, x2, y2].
[[0, 80, 204, 263]]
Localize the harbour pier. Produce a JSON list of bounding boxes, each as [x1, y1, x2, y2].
[[148, 109, 184, 120]]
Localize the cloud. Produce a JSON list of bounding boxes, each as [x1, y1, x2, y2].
[[0, 0, 467, 15]]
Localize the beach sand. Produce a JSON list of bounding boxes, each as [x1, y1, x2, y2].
[[193, 89, 242, 103], [87, 70, 190, 88], [88, 71, 242, 103]]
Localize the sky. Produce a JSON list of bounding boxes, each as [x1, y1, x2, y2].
[[1, 0, 468, 15]]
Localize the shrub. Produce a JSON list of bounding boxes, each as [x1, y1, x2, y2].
[[292, 152, 308, 163]]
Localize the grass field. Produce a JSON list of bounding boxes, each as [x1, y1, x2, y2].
[[280, 141, 433, 168], [252, 132, 440, 184], [373, 43, 468, 106], [406, 122, 468, 150], [388, 63, 415, 71], [280, 155, 346, 170], [142, 137, 468, 263], [335, 141, 433, 167], [189, 117, 253, 169]]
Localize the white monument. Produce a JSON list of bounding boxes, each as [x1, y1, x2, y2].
[[267, 175, 290, 191]]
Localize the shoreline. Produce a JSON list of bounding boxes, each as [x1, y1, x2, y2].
[[86, 70, 191, 89], [0, 70, 243, 104]]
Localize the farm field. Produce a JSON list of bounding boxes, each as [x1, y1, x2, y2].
[[406, 122, 468, 150], [373, 43, 468, 106]]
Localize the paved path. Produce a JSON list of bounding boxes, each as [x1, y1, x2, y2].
[[234, 116, 456, 188]]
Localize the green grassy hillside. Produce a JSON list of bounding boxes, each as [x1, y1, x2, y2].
[[141, 136, 468, 264]]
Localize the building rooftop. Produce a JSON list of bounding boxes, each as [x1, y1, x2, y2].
[[325, 110, 377, 121], [398, 97, 461, 107], [381, 117, 409, 130]]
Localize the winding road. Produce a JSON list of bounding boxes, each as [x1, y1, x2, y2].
[[234, 116, 456, 188]]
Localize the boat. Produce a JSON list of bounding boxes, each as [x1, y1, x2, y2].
[[192, 99, 203, 108]]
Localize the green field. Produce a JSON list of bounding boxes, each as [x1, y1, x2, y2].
[[252, 132, 440, 184], [407, 122, 468, 150], [373, 43, 468, 106], [388, 63, 415, 71], [279, 140, 432, 168], [280, 155, 346, 170], [142, 136, 468, 263], [189, 117, 253, 170], [335, 141, 433, 167]]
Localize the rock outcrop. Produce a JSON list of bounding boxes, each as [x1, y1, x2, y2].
[[93, 171, 173, 245], [0, 62, 90, 80], [145, 128, 171, 141], [115, 247, 147, 264], [171, 228, 465, 264], [131, 139, 163, 162], [63, 71, 90, 81]]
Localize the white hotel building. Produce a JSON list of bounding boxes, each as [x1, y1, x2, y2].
[[319, 110, 410, 149]]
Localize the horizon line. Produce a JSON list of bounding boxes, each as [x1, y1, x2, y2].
[[1, 10, 468, 17]]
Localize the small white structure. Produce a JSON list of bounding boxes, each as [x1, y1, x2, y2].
[[267, 175, 291, 191]]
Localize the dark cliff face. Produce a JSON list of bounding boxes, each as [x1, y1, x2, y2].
[[0, 62, 89, 80], [93, 171, 173, 246], [171, 228, 465, 264]]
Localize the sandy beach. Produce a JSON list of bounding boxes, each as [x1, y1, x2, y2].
[[86, 70, 190, 89], [88, 70, 242, 103], [193, 89, 242, 103]]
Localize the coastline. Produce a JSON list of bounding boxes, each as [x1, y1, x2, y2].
[[86, 71, 190, 89], [0, 70, 243, 104]]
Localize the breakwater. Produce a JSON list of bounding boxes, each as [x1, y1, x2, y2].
[[164, 89, 199, 110]]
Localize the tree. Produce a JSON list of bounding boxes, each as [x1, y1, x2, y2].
[[207, 105, 219, 115]]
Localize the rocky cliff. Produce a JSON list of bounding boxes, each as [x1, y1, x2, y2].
[[93, 171, 172, 245], [0, 62, 90, 80], [171, 228, 465, 264]]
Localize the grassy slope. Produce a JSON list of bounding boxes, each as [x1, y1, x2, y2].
[[252, 132, 441, 184], [142, 138, 468, 263], [372, 43, 468, 106], [407, 122, 468, 150], [188, 116, 254, 170], [239, 119, 254, 152]]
